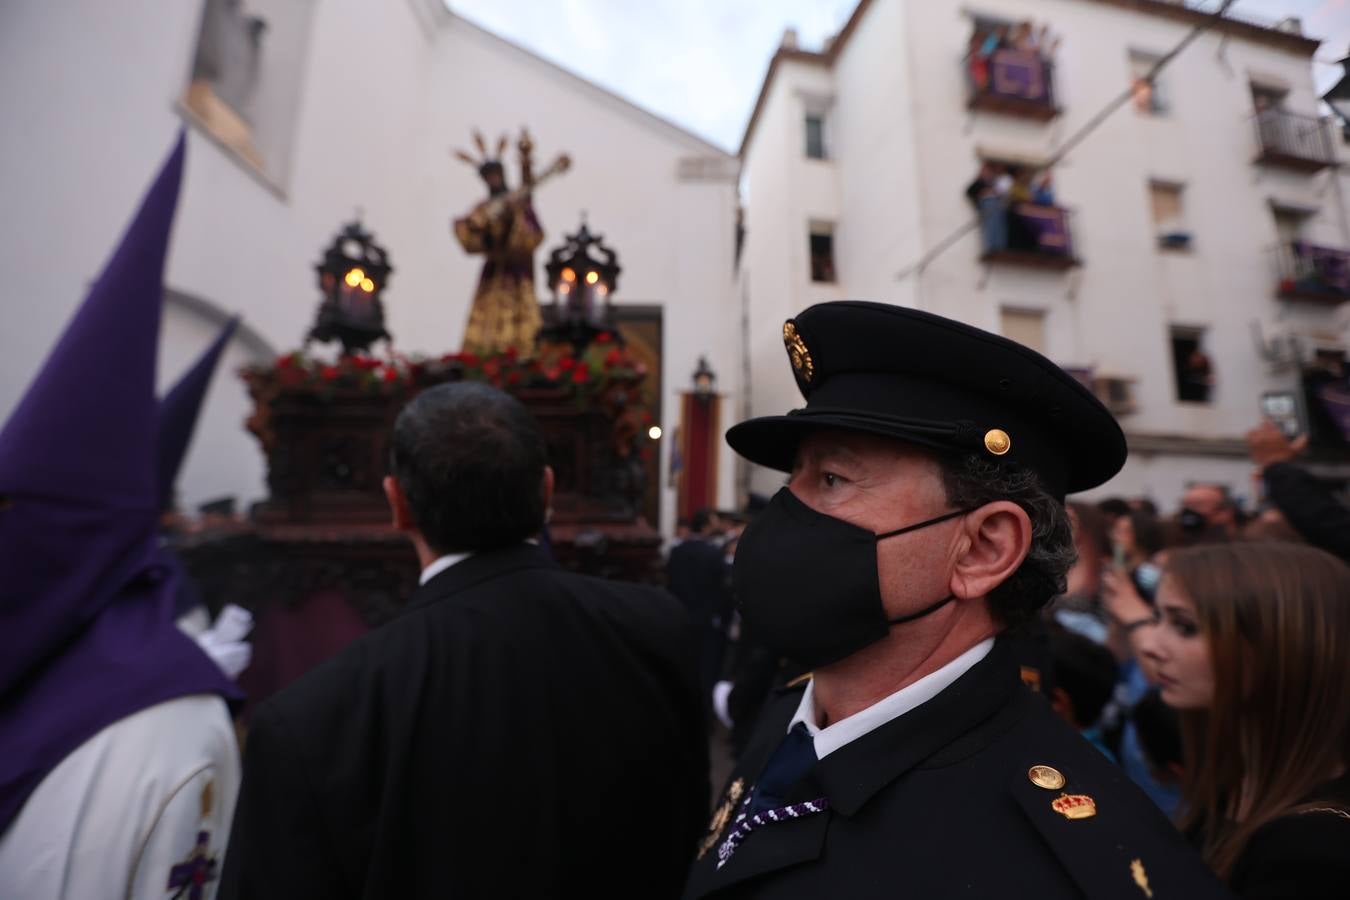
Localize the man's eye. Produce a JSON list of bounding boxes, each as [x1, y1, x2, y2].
[[822, 472, 844, 488]]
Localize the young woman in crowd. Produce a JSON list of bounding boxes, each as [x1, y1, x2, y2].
[[1138, 542, 1350, 897]]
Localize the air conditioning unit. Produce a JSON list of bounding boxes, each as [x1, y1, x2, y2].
[[1274, 17, 1303, 36], [1093, 375, 1138, 416]]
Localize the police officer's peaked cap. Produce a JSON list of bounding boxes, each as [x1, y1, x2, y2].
[[726, 301, 1127, 498]]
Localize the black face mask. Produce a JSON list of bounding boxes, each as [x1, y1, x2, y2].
[[1178, 508, 1207, 534], [733, 487, 969, 669]]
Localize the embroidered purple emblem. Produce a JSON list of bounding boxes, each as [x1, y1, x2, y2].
[[166, 830, 218, 899]]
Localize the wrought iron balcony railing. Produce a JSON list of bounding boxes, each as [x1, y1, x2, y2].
[[1254, 109, 1337, 172], [1275, 241, 1350, 304], [978, 203, 1079, 270], [965, 49, 1059, 121]]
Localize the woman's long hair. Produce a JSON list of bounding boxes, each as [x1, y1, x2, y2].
[[1167, 542, 1350, 879]]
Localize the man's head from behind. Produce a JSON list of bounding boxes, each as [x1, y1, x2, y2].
[[1048, 627, 1118, 730], [690, 507, 722, 537], [384, 382, 551, 561]]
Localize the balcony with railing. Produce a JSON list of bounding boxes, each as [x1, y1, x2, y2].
[[979, 203, 1079, 270], [1275, 242, 1350, 304], [1254, 109, 1337, 173], [966, 49, 1059, 121]]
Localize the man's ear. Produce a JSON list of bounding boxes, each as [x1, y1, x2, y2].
[[950, 500, 1032, 601], [541, 465, 555, 521], [383, 475, 415, 532]]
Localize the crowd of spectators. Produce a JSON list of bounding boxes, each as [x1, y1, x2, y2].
[[1043, 418, 1350, 896]]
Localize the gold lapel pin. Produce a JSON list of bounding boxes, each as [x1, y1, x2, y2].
[[1027, 765, 1065, 791]]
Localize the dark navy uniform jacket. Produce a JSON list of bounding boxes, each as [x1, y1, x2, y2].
[[684, 638, 1231, 899]]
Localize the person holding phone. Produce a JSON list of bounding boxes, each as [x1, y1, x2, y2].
[[1246, 420, 1350, 562]]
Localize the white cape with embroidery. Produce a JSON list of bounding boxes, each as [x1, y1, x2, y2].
[[0, 694, 240, 899]]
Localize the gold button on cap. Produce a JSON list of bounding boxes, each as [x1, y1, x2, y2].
[[1028, 765, 1065, 790], [984, 428, 1011, 456]]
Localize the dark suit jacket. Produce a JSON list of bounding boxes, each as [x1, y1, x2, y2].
[[1263, 462, 1350, 562], [219, 544, 708, 899], [684, 639, 1229, 899], [1228, 772, 1350, 899], [666, 538, 732, 627]]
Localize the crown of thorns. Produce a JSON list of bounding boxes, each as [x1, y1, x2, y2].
[[452, 130, 509, 174]]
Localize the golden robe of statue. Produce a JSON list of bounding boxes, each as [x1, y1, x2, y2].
[[451, 129, 570, 355], [453, 195, 544, 355]]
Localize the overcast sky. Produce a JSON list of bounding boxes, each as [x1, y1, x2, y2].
[[447, 0, 1349, 152]]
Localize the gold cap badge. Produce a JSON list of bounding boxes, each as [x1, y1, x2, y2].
[[983, 428, 1011, 456], [1028, 765, 1065, 791], [1051, 793, 1097, 820], [783, 321, 814, 383]]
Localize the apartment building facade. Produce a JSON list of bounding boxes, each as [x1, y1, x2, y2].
[[739, 0, 1350, 508]]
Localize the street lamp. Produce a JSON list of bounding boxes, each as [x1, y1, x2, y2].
[[307, 220, 393, 355], [692, 356, 717, 401]]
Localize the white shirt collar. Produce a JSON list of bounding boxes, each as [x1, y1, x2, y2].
[[788, 638, 995, 758], [419, 552, 473, 585]]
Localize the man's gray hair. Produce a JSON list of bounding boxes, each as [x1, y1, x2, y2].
[[940, 454, 1076, 626]]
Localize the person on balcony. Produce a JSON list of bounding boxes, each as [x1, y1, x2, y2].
[[1007, 168, 1039, 252], [966, 162, 1009, 254], [1033, 171, 1056, 206], [967, 32, 990, 91]]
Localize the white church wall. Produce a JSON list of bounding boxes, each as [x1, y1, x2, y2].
[[740, 58, 814, 499], [1, 0, 739, 532]]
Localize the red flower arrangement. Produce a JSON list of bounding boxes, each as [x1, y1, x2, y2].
[[243, 338, 652, 415], [242, 339, 655, 464]]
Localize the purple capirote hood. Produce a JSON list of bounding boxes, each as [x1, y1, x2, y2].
[[0, 132, 241, 833], [157, 316, 240, 509]]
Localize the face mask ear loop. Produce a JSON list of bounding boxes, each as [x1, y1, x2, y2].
[[875, 508, 972, 627], [887, 593, 957, 627], [874, 507, 972, 542]]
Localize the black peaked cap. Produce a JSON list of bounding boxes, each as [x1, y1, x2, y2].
[[726, 301, 1127, 498]]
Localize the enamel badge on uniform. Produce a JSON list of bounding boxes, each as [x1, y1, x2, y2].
[[1027, 765, 1065, 791], [1131, 858, 1154, 898], [1051, 793, 1097, 820], [1019, 665, 1042, 692]]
